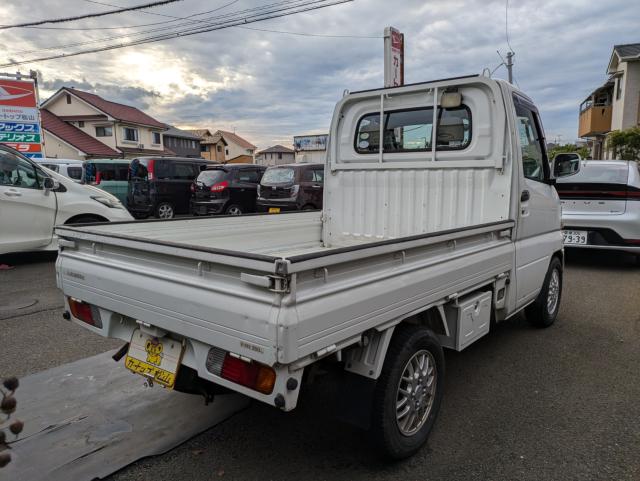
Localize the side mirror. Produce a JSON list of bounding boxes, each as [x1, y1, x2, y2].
[[43, 177, 59, 190], [552, 157, 581, 178]]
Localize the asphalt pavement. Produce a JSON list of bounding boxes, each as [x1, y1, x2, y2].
[[1, 249, 638, 481]]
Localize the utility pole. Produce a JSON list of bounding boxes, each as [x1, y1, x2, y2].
[[505, 51, 514, 84]]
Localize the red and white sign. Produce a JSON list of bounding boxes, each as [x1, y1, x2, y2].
[[384, 27, 404, 88], [0, 76, 45, 157], [3, 142, 42, 153], [0, 79, 37, 108]]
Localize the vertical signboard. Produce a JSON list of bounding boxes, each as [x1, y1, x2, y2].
[[0, 77, 45, 159], [384, 27, 404, 88]]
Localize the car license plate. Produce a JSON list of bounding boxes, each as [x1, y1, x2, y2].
[[268, 207, 281, 214], [125, 329, 184, 389], [563, 230, 588, 245]]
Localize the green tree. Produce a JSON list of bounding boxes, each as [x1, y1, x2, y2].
[[548, 144, 590, 160], [607, 127, 640, 161]]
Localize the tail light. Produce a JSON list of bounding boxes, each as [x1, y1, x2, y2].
[[147, 159, 155, 180], [94, 171, 101, 185], [206, 348, 275, 394], [67, 297, 102, 328], [210, 180, 229, 192], [190, 183, 195, 193]]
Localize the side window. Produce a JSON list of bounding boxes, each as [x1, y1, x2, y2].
[[355, 106, 471, 154], [67, 166, 83, 180], [42, 164, 59, 172], [173, 162, 197, 180], [514, 99, 546, 182], [312, 169, 324, 183], [0, 151, 40, 189], [154, 160, 173, 179]]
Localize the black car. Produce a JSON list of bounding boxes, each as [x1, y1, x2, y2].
[[256, 163, 324, 213], [190, 164, 266, 216], [127, 157, 210, 219]]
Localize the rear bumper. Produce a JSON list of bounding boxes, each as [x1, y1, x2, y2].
[[191, 199, 226, 215], [256, 198, 300, 211], [562, 208, 640, 253]]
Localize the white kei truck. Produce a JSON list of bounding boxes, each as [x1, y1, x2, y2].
[[55, 75, 578, 459]]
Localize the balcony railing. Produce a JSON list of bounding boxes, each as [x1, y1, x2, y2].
[[578, 105, 612, 138]]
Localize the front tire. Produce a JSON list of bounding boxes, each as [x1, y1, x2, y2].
[[155, 202, 175, 219], [225, 204, 243, 215], [525, 256, 563, 327], [371, 325, 444, 460]]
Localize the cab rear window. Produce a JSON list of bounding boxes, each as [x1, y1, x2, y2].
[[355, 106, 471, 154]]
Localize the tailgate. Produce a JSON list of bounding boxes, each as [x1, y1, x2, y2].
[[556, 182, 628, 216], [55, 230, 282, 366]]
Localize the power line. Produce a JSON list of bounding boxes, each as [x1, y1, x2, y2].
[[237, 25, 381, 38], [505, 0, 514, 52], [13, 0, 313, 55], [0, 0, 182, 30], [0, 0, 353, 68]]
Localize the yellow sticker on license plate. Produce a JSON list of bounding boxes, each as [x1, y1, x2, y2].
[[268, 207, 281, 214], [125, 329, 184, 389]]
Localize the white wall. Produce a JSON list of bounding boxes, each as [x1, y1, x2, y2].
[[43, 131, 84, 160], [256, 151, 295, 166], [295, 150, 326, 164]]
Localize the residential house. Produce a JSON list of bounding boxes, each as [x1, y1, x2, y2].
[[163, 125, 201, 157], [293, 134, 328, 163], [218, 130, 257, 162], [256, 145, 295, 166], [40, 87, 168, 159], [579, 43, 640, 159], [188, 129, 227, 162], [41, 109, 121, 159]]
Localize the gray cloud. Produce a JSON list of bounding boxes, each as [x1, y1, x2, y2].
[[0, 0, 637, 148]]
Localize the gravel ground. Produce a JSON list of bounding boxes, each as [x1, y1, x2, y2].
[[2, 249, 639, 481]]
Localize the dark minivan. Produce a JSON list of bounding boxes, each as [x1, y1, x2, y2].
[[127, 157, 210, 219], [190, 164, 266, 216], [256, 163, 324, 213]]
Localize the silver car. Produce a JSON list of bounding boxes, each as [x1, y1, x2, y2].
[[556, 160, 640, 258]]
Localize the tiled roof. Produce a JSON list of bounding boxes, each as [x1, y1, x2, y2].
[[614, 43, 640, 58], [163, 125, 201, 140], [40, 109, 120, 157], [62, 88, 166, 129], [218, 130, 257, 150], [258, 144, 294, 154], [186, 129, 212, 138]]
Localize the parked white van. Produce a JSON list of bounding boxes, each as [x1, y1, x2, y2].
[[0, 145, 133, 255], [35, 158, 84, 183]]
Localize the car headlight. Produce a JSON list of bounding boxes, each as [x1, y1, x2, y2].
[[91, 195, 123, 209]]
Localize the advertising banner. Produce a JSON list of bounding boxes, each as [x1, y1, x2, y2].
[[294, 134, 328, 152], [0, 77, 45, 157]]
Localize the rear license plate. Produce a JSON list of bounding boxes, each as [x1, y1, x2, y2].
[[563, 230, 588, 245], [268, 207, 281, 214], [125, 329, 184, 389]]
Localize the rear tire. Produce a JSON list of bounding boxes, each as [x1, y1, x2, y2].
[[525, 256, 563, 327], [371, 325, 444, 460], [301, 204, 316, 211], [225, 204, 243, 215], [155, 202, 175, 219]]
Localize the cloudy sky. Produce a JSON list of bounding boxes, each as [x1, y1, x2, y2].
[[0, 0, 637, 149]]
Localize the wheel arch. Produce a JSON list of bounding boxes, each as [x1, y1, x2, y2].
[[64, 213, 110, 224]]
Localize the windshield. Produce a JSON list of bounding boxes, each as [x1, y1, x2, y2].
[[197, 169, 227, 186], [262, 167, 294, 184]]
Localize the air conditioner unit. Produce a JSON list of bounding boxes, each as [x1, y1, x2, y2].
[[137, 144, 144, 149]]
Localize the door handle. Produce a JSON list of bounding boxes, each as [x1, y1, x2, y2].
[[3, 190, 22, 197], [520, 190, 530, 202]]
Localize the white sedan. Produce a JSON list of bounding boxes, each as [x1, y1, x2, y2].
[[556, 159, 640, 260], [0, 145, 133, 255]]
